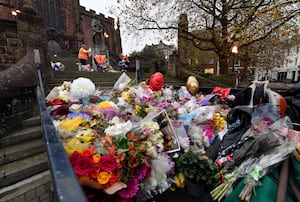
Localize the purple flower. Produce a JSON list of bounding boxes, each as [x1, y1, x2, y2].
[[118, 178, 139, 198], [67, 112, 90, 119], [136, 165, 149, 181]]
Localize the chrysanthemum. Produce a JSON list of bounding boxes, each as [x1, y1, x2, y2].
[[70, 77, 95, 100], [104, 121, 133, 136], [118, 178, 139, 198], [136, 165, 150, 181]]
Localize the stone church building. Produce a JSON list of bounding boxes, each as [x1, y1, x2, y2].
[[0, 0, 122, 60]]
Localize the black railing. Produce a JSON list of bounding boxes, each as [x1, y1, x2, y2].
[[35, 49, 87, 201]]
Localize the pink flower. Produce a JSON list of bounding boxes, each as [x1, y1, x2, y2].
[[118, 178, 139, 198], [141, 128, 152, 138], [73, 156, 94, 176], [99, 155, 118, 172], [136, 165, 150, 181]]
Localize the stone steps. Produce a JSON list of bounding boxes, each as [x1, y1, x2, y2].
[[0, 170, 52, 202], [0, 113, 51, 201], [46, 70, 185, 92], [0, 152, 49, 188]]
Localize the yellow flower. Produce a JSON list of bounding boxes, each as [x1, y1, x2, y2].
[[121, 92, 129, 101], [174, 172, 185, 188], [59, 117, 85, 133], [145, 107, 151, 113], [68, 137, 81, 145], [93, 153, 101, 163], [134, 105, 142, 114], [76, 129, 95, 143], [99, 101, 112, 108], [97, 171, 112, 184], [64, 144, 88, 155]]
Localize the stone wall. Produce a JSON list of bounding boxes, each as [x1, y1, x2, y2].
[[0, 20, 19, 71], [1, 0, 122, 65], [0, 5, 51, 94]]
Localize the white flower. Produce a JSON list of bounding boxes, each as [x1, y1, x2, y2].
[[146, 144, 158, 158], [156, 143, 164, 152], [149, 132, 163, 143], [104, 121, 133, 136], [70, 77, 95, 100], [109, 116, 122, 124], [141, 121, 160, 132], [57, 90, 70, 102], [52, 120, 61, 129]]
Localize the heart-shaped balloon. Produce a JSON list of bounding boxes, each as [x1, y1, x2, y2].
[[186, 76, 199, 95]]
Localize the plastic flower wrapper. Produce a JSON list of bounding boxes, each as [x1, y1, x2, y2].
[[193, 105, 221, 124], [251, 103, 280, 135], [113, 72, 131, 91], [143, 153, 174, 199], [177, 86, 192, 102], [97, 101, 119, 121], [46, 81, 71, 102], [172, 121, 190, 150], [238, 141, 297, 202], [69, 77, 96, 100], [183, 97, 199, 113], [188, 123, 207, 153], [136, 110, 180, 156], [157, 102, 178, 120], [162, 86, 175, 102], [269, 116, 293, 139], [210, 157, 255, 202]]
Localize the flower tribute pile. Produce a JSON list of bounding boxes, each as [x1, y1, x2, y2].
[[46, 74, 299, 202]]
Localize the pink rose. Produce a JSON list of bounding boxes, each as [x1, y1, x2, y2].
[[99, 155, 118, 172]]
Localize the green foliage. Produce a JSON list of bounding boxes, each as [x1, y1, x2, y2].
[[175, 151, 221, 188], [129, 45, 163, 61]]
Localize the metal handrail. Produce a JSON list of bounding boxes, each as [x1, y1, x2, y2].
[[35, 49, 87, 202]]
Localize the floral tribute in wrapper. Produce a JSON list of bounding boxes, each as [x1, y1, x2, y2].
[[141, 110, 181, 154], [211, 114, 299, 202], [237, 141, 297, 202]]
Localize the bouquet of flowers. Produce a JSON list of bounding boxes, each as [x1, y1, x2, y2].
[[67, 120, 170, 201]]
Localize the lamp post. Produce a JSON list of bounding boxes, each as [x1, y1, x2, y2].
[[231, 45, 238, 72], [231, 45, 238, 88]]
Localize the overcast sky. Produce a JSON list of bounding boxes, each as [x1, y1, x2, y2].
[[79, 0, 171, 55]]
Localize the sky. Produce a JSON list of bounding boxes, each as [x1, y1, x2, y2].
[[79, 0, 172, 55]]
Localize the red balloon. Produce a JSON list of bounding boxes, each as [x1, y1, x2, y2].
[[149, 72, 164, 91]]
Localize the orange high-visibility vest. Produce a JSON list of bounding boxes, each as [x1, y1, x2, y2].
[[78, 47, 88, 60], [94, 55, 106, 65]]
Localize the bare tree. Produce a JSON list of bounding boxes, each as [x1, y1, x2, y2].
[[115, 0, 300, 74]]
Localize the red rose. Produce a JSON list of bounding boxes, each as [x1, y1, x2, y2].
[[69, 151, 81, 165], [73, 156, 94, 176], [90, 167, 100, 179], [99, 155, 118, 172]]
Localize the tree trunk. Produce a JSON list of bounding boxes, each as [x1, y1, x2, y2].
[[219, 55, 229, 74]]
